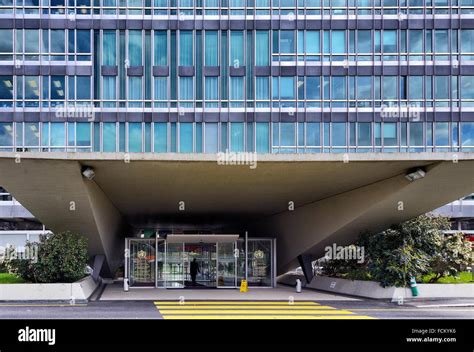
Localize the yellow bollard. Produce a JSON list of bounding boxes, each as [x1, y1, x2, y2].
[[240, 279, 248, 293]]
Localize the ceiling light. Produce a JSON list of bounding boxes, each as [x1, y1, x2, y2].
[[405, 168, 426, 182]]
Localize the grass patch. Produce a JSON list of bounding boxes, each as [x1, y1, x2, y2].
[[0, 273, 26, 284], [421, 271, 473, 284]]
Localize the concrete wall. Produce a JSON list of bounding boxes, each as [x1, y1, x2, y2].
[[0, 276, 98, 301], [280, 274, 474, 299]]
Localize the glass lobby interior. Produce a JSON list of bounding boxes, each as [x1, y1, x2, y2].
[[125, 235, 276, 289]]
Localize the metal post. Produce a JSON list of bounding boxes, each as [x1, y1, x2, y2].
[[245, 231, 248, 282]]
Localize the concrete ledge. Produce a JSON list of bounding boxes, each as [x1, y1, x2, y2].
[[279, 274, 474, 300], [0, 276, 98, 302]]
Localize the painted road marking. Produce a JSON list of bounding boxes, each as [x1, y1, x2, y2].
[[163, 315, 374, 320], [0, 304, 87, 307], [154, 301, 374, 320], [154, 301, 320, 305]]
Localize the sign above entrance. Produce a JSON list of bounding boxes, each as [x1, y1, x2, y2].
[[165, 234, 240, 244]]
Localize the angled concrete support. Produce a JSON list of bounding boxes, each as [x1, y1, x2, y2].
[[0, 158, 125, 276], [297, 254, 314, 284]]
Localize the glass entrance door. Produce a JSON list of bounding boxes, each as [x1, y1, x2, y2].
[[184, 243, 217, 288], [217, 242, 237, 288], [127, 239, 156, 287]]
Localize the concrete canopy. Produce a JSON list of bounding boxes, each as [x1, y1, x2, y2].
[[0, 152, 473, 276]]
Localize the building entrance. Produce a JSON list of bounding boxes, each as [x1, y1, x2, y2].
[[125, 234, 275, 290]]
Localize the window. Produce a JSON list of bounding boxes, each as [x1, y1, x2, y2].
[[154, 77, 167, 107], [179, 31, 193, 66], [306, 31, 320, 54], [357, 30, 372, 53], [383, 30, 397, 53], [434, 30, 449, 53], [179, 77, 193, 106], [230, 76, 244, 106], [24, 123, 40, 148], [154, 31, 167, 66], [461, 76, 474, 100], [154, 123, 167, 152], [306, 77, 320, 100], [24, 30, 39, 54], [461, 30, 474, 56], [383, 76, 397, 100], [357, 76, 372, 100], [410, 123, 424, 147], [230, 122, 244, 152], [76, 30, 90, 54], [103, 122, 117, 152], [204, 123, 218, 153], [103, 76, 116, 105], [230, 31, 244, 66], [409, 76, 423, 100], [205, 31, 218, 66], [50, 30, 65, 54], [50, 76, 65, 104], [279, 30, 295, 54], [179, 123, 193, 153], [50, 123, 66, 147], [0, 29, 13, 59], [0, 123, 13, 147], [383, 123, 397, 147], [358, 123, 371, 147], [332, 123, 346, 147], [331, 31, 346, 54], [409, 30, 423, 54], [103, 30, 116, 66], [256, 123, 269, 153], [252, 77, 268, 108], [255, 31, 269, 65], [435, 122, 450, 146], [76, 77, 91, 100], [331, 77, 346, 101], [128, 123, 142, 152], [76, 123, 91, 147], [280, 77, 295, 100], [128, 30, 142, 66], [128, 77, 143, 106], [205, 77, 218, 107], [461, 122, 474, 147]]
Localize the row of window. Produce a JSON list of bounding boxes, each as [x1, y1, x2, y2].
[[1, 121, 473, 153], [2, 29, 474, 63], [3, 75, 474, 108], [0, 29, 91, 61], [4, 0, 474, 16]]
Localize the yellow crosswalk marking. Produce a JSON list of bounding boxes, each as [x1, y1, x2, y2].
[[155, 305, 337, 310], [154, 301, 319, 305], [163, 315, 375, 320], [153, 300, 375, 320], [158, 309, 354, 314]]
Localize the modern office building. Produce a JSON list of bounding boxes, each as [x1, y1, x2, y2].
[[0, 1, 474, 287]]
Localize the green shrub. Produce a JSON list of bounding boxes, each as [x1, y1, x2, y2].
[[7, 231, 88, 283], [322, 215, 471, 287]]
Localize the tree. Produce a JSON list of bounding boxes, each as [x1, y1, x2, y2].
[[322, 215, 469, 287], [7, 231, 88, 283], [428, 232, 471, 283]]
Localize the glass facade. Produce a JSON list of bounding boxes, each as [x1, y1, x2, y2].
[[1, 1, 474, 153], [125, 237, 275, 289]]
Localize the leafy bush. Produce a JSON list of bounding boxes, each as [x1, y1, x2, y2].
[[322, 215, 471, 287], [7, 231, 88, 283], [428, 233, 472, 283]]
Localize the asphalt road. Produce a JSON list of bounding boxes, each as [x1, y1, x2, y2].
[[0, 299, 472, 320]]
